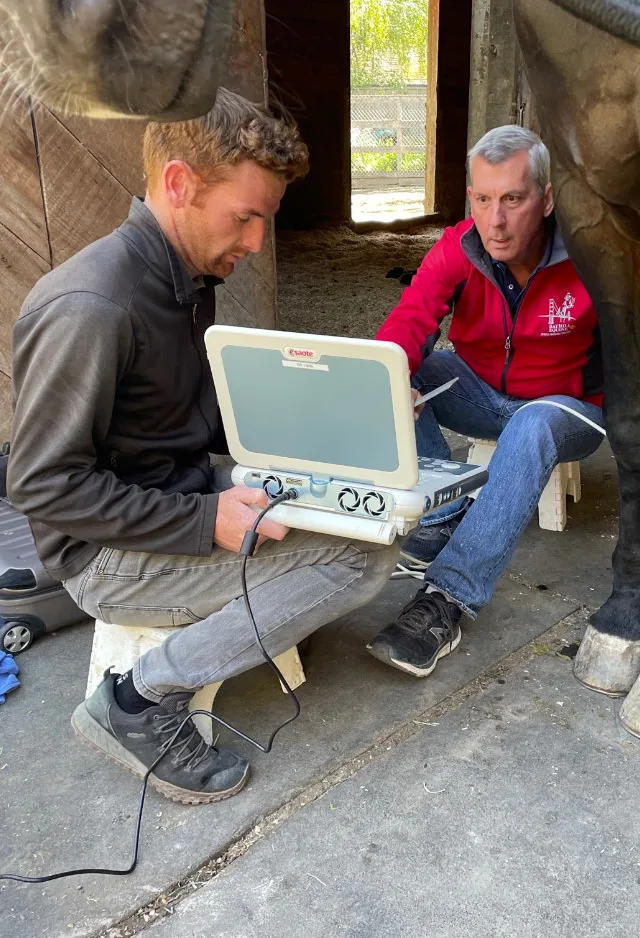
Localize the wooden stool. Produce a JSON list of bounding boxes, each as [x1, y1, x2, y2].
[[86, 619, 306, 743], [467, 438, 581, 532]]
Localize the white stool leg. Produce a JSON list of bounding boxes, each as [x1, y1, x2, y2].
[[468, 439, 496, 467], [189, 683, 223, 743], [468, 440, 582, 534], [538, 464, 568, 532], [274, 646, 306, 692], [566, 461, 582, 503], [190, 648, 305, 744]]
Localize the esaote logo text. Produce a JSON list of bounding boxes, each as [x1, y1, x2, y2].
[[283, 346, 320, 362]]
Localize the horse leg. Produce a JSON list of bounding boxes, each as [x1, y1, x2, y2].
[[550, 161, 640, 693]]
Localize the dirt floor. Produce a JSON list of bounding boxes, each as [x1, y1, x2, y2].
[[275, 223, 443, 337]]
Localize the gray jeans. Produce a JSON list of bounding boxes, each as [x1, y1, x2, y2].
[[64, 527, 398, 702]]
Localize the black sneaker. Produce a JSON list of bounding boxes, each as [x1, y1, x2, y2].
[[367, 589, 462, 676], [398, 498, 473, 573], [71, 670, 250, 805]]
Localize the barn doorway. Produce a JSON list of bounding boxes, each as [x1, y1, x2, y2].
[[349, 0, 438, 223]]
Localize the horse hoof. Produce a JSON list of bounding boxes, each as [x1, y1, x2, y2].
[[620, 675, 640, 738], [573, 624, 640, 697]]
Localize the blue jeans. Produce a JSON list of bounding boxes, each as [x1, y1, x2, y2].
[[412, 350, 605, 618]]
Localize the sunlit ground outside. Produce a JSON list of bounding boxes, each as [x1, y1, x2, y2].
[[351, 187, 426, 223], [350, 0, 430, 224]]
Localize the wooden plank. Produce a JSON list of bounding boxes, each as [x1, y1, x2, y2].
[[468, 0, 519, 147], [425, 0, 440, 214], [516, 53, 540, 135], [0, 221, 50, 379], [246, 217, 276, 290], [226, 0, 268, 101], [0, 368, 12, 443], [0, 77, 49, 262], [266, 0, 351, 225], [59, 116, 146, 196], [433, 0, 473, 222], [216, 282, 274, 330], [222, 256, 276, 329], [34, 109, 133, 265], [224, 0, 275, 324]]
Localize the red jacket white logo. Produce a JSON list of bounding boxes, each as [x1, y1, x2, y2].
[[376, 218, 602, 405]]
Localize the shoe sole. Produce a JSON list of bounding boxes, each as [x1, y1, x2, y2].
[[71, 703, 250, 805], [367, 628, 462, 677]]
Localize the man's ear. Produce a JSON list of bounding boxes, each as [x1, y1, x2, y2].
[[162, 161, 198, 210], [467, 185, 474, 217], [542, 182, 554, 217]]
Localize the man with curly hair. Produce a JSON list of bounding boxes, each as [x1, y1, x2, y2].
[[8, 89, 399, 805]]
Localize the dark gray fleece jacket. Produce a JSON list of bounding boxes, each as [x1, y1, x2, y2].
[[8, 198, 227, 580]]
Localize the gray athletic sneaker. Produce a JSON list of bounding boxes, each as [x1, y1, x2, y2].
[[367, 589, 462, 677], [72, 670, 250, 805]]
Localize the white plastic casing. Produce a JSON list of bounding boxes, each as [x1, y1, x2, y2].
[[232, 464, 427, 539]]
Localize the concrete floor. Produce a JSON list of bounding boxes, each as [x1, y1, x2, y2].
[[146, 647, 639, 938], [1, 442, 632, 938]]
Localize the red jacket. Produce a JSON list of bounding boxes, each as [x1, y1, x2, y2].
[[376, 217, 603, 405]]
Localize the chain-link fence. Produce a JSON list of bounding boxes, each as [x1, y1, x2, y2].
[[351, 84, 426, 190]]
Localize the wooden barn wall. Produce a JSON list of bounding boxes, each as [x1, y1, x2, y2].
[[467, 0, 535, 149], [265, 0, 351, 227], [0, 0, 275, 442]]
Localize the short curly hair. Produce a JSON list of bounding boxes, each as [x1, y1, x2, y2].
[[143, 87, 309, 192]]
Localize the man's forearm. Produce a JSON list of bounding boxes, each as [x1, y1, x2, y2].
[[8, 460, 219, 557]]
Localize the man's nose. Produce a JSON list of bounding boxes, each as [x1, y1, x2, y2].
[[241, 218, 265, 254], [489, 201, 506, 227]]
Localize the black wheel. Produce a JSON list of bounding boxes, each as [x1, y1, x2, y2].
[[0, 619, 34, 654]]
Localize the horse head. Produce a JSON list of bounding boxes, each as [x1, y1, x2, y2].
[[0, 0, 234, 119]]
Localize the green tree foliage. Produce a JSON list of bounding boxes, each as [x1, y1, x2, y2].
[[350, 0, 429, 88]]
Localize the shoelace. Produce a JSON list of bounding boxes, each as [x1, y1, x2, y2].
[[398, 590, 457, 642], [153, 708, 216, 771]]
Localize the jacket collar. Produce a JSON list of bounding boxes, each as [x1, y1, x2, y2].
[[460, 212, 568, 286], [116, 197, 221, 304]]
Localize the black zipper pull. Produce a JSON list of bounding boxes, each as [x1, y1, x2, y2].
[[192, 303, 197, 323]]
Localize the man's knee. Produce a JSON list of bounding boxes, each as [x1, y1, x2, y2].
[[344, 540, 399, 595], [414, 349, 458, 387], [503, 403, 566, 449], [506, 398, 602, 457]]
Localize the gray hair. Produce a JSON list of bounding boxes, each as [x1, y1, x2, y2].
[[467, 125, 550, 195]]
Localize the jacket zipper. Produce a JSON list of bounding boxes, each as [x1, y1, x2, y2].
[[191, 303, 214, 440], [499, 277, 536, 394], [500, 299, 514, 393]]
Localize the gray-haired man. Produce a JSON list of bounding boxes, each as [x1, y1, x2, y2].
[[367, 125, 605, 678]]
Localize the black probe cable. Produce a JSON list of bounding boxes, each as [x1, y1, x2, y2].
[[0, 489, 301, 884]]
